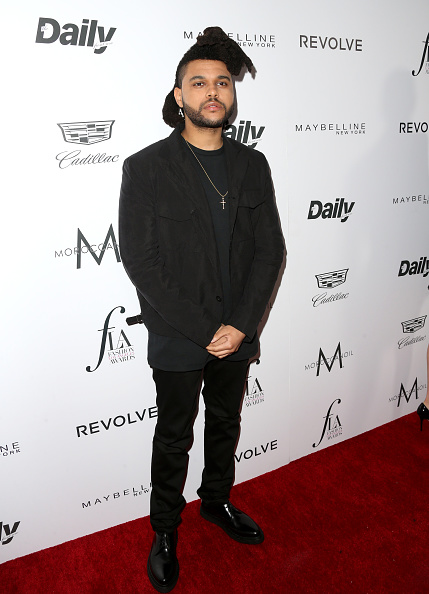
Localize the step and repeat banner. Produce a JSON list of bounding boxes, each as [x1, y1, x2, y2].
[[1, 0, 428, 562]]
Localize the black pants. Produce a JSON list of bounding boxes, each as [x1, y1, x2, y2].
[[150, 358, 249, 533]]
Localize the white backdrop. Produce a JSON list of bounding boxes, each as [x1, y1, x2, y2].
[[1, 0, 428, 562]]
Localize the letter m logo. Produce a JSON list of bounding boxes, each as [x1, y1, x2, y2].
[[397, 378, 418, 407], [76, 224, 121, 269], [316, 342, 343, 377]]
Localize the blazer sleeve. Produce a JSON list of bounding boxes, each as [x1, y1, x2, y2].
[[119, 156, 221, 348], [227, 155, 285, 340]]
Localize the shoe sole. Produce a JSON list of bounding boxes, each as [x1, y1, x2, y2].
[[147, 558, 179, 593], [200, 507, 265, 544]]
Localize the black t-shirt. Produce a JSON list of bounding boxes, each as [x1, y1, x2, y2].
[[147, 138, 257, 371]]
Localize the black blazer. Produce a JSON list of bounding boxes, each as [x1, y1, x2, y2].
[[119, 125, 284, 349]]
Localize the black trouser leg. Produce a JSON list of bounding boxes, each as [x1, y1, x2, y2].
[[197, 359, 249, 504], [150, 368, 202, 533]]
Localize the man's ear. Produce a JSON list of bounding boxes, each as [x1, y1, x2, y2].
[[174, 87, 183, 108]]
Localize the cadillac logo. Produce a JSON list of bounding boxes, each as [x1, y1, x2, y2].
[[401, 315, 427, 334], [57, 120, 115, 145], [315, 269, 348, 289]]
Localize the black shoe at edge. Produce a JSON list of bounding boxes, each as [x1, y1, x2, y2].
[[200, 501, 264, 544], [147, 530, 179, 593]]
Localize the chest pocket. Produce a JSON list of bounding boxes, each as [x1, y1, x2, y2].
[[236, 189, 265, 240], [157, 199, 196, 251]]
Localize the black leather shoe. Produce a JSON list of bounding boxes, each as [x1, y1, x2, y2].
[[417, 402, 429, 431], [200, 501, 264, 544], [147, 530, 179, 593]]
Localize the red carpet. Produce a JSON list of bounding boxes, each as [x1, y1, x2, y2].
[[2, 412, 428, 593]]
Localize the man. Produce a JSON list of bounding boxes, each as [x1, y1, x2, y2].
[[119, 27, 284, 592]]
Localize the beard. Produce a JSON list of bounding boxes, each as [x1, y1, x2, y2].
[[182, 99, 234, 129]]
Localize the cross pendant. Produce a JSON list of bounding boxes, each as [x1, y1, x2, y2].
[[220, 197, 226, 210]]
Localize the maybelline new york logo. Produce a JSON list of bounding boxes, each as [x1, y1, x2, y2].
[[55, 224, 121, 269], [56, 120, 119, 169], [398, 315, 427, 350], [224, 121, 265, 149], [412, 32, 429, 76], [398, 256, 429, 278], [0, 442, 20, 458], [305, 342, 353, 375], [393, 194, 428, 206], [296, 122, 365, 136], [82, 482, 151, 509], [308, 198, 354, 222], [184, 31, 275, 48], [312, 269, 349, 307], [1, 521, 20, 545], [35, 18, 116, 54], [389, 378, 426, 406], [86, 306, 134, 373], [313, 399, 342, 448]]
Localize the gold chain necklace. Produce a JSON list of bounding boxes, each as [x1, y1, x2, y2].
[[184, 138, 228, 209]]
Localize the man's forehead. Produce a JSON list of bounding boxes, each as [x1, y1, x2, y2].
[[183, 59, 231, 78]]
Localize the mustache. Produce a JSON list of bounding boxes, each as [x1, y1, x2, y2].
[[200, 99, 226, 110]]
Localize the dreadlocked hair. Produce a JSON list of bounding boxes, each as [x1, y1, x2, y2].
[[162, 26, 254, 128]]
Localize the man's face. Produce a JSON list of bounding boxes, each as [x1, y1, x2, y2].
[[174, 60, 235, 129]]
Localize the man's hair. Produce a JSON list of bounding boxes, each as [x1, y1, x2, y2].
[[162, 27, 254, 128]]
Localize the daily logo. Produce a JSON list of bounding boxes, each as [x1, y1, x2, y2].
[[0, 521, 20, 545], [305, 342, 354, 375], [411, 32, 429, 76], [224, 121, 265, 149], [56, 120, 119, 169], [35, 18, 116, 54], [313, 399, 342, 448], [389, 378, 426, 406], [312, 269, 349, 308], [55, 224, 121, 269], [308, 198, 354, 222], [299, 35, 362, 51], [398, 316, 426, 350], [86, 306, 134, 373], [398, 256, 429, 278]]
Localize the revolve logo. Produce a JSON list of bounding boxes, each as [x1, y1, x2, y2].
[[308, 198, 354, 223], [312, 269, 349, 308], [1, 521, 20, 545], [399, 122, 428, 134], [224, 120, 265, 149], [56, 120, 119, 170], [86, 306, 134, 373], [411, 32, 429, 76], [299, 35, 362, 51], [55, 224, 121, 269], [35, 18, 116, 54], [235, 440, 277, 463], [76, 407, 157, 437], [313, 399, 342, 448]]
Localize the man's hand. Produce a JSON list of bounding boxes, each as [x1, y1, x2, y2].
[[206, 325, 246, 359]]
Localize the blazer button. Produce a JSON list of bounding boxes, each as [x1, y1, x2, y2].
[[216, 296, 222, 302]]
